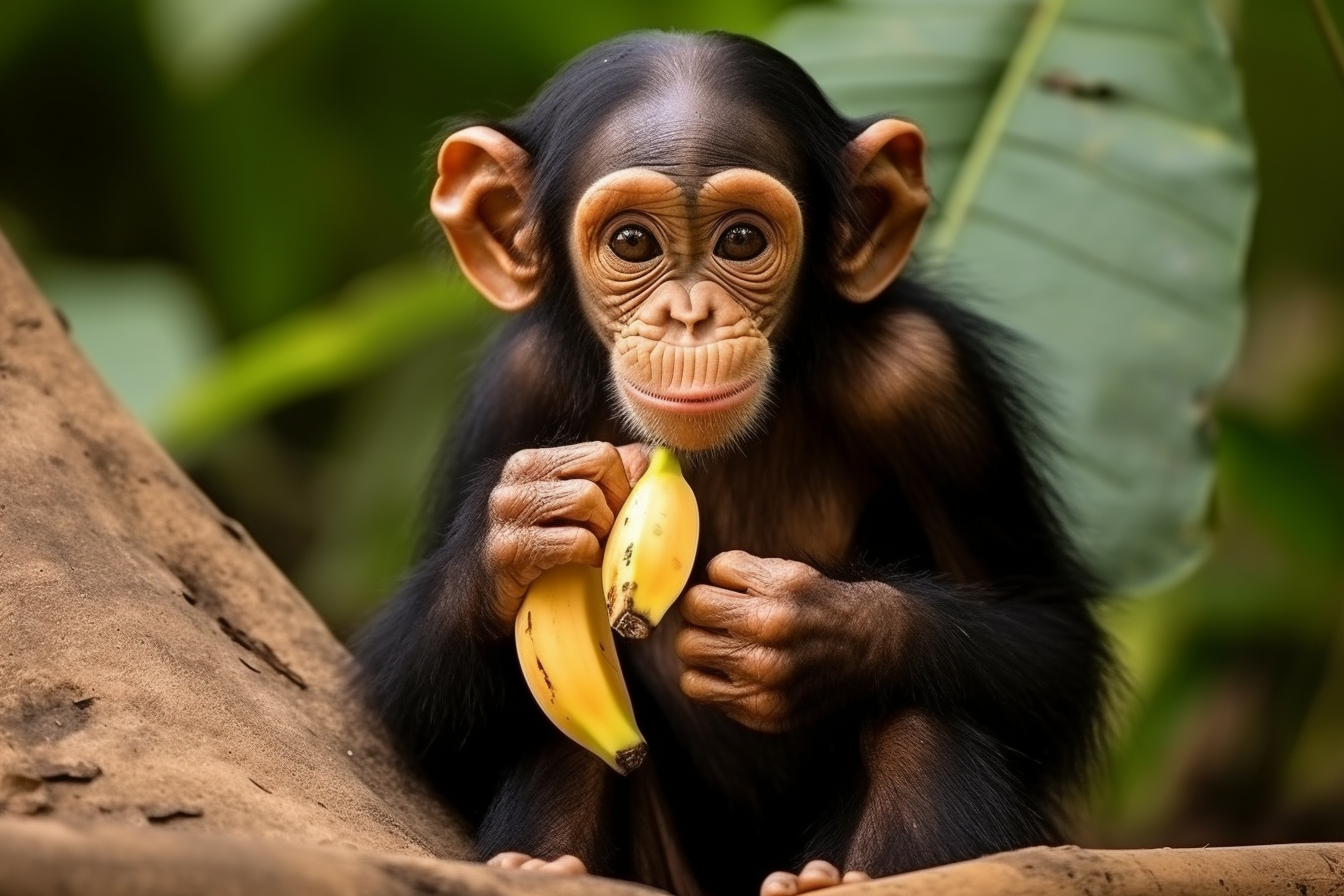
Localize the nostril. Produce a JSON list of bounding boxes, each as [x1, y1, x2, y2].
[[672, 281, 724, 332], [670, 298, 711, 331]]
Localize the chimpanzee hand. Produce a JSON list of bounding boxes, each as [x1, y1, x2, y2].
[[483, 442, 648, 635], [675, 551, 901, 732]]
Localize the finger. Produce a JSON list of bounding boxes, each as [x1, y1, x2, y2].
[[796, 860, 842, 891], [546, 478, 616, 535], [674, 625, 741, 673], [679, 666, 742, 706], [487, 852, 533, 869], [493, 479, 615, 535], [679, 665, 789, 724], [520, 857, 549, 871], [540, 855, 587, 875], [680, 584, 749, 630], [682, 585, 794, 645], [531, 525, 603, 569], [706, 550, 777, 593], [500, 443, 632, 519], [679, 626, 790, 687], [760, 871, 800, 896], [550, 441, 633, 518], [709, 552, 820, 600], [490, 524, 603, 578], [841, 870, 872, 883], [617, 442, 650, 485]]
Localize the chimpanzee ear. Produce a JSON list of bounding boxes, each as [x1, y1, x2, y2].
[[431, 126, 541, 312], [833, 119, 930, 303]]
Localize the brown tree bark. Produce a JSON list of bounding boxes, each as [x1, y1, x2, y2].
[[0, 229, 465, 851], [832, 843, 1344, 895]]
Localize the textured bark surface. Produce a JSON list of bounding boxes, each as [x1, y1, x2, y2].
[[0, 818, 661, 896], [831, 842, 1344, 896], [0, 231, 467, 855]]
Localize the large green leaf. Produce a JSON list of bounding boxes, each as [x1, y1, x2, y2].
[[771, 0, 1256, 593]]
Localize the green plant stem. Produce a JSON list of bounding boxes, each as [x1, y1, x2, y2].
[[927, 0, 1069, 265], [1309, 0, 1344, 90]]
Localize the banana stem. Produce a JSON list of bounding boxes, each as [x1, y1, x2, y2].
[[647, 446, 681, 476]]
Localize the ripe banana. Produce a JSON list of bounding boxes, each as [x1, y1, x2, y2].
[[514, 563, 647, 775], [603, 447, 699, 639]]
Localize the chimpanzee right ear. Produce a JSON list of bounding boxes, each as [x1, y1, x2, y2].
[[431, 126, 541, 312], [833, 119, 930, 303]]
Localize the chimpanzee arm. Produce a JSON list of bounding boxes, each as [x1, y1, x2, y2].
[[779, 548, 1106, 874], [352, 464, 520, 819], [865, 286, 1112, 795], [352, 313, 613, 822]]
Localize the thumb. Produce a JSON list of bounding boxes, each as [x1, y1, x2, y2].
[[616, 442, 651, 485]]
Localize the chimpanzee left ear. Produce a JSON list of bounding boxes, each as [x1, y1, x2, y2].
[[833, 119, 930, 303], [430, 126, 541, 312]]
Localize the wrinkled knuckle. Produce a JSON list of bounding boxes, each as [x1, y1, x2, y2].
[[782, 561, 818, 591], [547, 527, 591, 563], [528, 481, 559, 518], [679, 586, 709, 622], [483, 529, 521, 572], [754, 603, 794, 644], [592, 440, 621, 465], [504, 448, 538, 478], [673, 627, 696, 661], [678, 668, 705, 701], [487, 484, 523, 522], [574, 479, 605, 514], [747, 691, 790, 733]]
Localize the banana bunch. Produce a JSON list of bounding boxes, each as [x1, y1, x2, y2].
[[514, 563, 647, 775], [512, 447, 698, 771], [602, 447, 699, 639]]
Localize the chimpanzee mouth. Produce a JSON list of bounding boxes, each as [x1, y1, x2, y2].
[[619, 376, 760, 414]]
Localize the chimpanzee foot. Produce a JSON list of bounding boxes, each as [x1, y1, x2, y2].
[[487, 852, 588, 874], [760, 860, 871, 896]]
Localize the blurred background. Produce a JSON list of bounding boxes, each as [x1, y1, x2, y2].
[[1, 0, 1342, 853]]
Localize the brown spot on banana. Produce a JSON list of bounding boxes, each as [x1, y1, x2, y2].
[[535, 655, 555, 701]]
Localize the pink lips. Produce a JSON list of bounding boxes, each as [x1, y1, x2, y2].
[[620, 377, 759, 414]]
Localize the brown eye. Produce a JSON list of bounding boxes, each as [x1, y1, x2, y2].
[[715, 223, 767, 261], [609, 225, 662, 263]]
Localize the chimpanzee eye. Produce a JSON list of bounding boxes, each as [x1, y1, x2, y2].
[[609, 225, 662, 263], [715, 224, 767, 261]]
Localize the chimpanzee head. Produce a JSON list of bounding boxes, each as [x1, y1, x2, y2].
[[430, 32, 928, 451]]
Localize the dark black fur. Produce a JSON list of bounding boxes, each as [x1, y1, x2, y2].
[[355, 31, 1111, 896]]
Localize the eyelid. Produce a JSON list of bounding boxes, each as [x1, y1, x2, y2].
[[602, 213, 663, 244], [712, 211, 772, 240]]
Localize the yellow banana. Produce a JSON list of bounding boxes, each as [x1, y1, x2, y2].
[[603, 447, 699, 639], [514, 563, 647, 775]]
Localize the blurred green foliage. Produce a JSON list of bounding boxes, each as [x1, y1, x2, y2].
[[2, 0, 1343, 852]]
